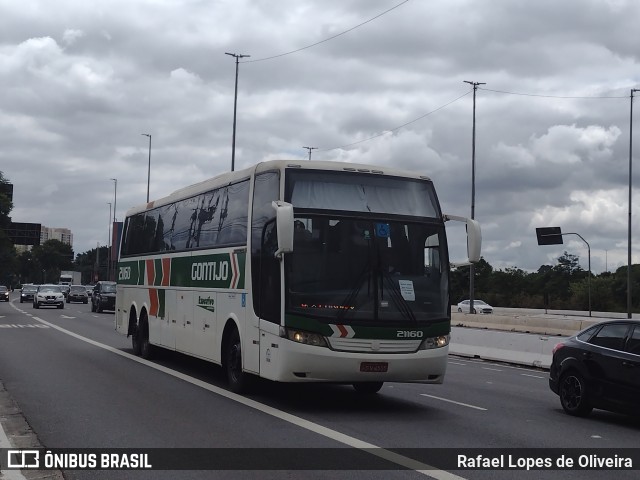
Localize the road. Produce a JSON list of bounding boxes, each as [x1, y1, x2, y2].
[[1, 297, 638, 480]]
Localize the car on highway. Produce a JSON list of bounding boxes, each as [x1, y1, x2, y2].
[[91, 281, 116, 313], [20, 284, 38, 303], [457, 299, 493, 314], [84, 285, 94, 297], [549, 320, 640, 417], [0, 285, 9, 302], [67, 284, 89, 304], [33, 284, 65, 309]]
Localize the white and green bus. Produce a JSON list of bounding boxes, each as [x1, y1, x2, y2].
[[116, 160, 481, 393]]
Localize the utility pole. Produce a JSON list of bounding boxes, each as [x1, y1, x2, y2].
[[225, 52, 250, 172], [303, 146, 318, 161], [629, 88, 639, 318], [464, 80, 485, 313]]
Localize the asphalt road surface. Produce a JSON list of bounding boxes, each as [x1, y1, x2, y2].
[[1, 297, 638, 480]]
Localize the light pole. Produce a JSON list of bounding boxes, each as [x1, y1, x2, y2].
[[107, 202, 112, 281], [109, 178, 117, 281], [629, 88, 639, 318], [563, 232, 592, 317], [225, 52, 250, 172], [110, 178, 117, 223], [303, 146, 318, 161], [464, 80, 485, 313], [142, 134, 151, 202]]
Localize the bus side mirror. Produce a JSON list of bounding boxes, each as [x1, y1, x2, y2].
[[444, 214, 482, 266], [272, 201, 294, 258]]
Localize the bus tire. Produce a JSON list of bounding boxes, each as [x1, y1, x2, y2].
[[352, 382, 384, 394], [224, 327, 251, 394], [138, 313, 154, 360], [132, 321, 141, 356]]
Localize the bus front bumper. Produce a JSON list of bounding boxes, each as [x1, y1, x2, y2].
[[260, 334, 448, 384]]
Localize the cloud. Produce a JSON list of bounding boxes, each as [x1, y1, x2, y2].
[[0, 0, 638, 276]]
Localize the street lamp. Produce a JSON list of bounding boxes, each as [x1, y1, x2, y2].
[[141, 134, 151, 202], [536, 227, 592, 317], [107, 202, 112, 281], [463, 80, 486, 313], [628, 88, 639, 318], [225, 52, 250, 172], [303, 146, 318, 161], [110, 178, 117, 223], [109, 178, 117, 281]]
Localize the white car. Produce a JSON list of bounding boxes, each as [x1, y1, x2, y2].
[[457, 299, 493, 314], [33, 284, 65, 309]]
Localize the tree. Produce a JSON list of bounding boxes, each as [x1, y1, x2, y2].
[[0, 171, 17, 287], [31, 240, 74, 283], [75, 246, 109, 284]]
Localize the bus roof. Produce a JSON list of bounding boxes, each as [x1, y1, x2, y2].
[[124, 159, 433, 217]]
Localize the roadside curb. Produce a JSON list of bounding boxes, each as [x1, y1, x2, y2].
[[0, 382, 63, 480]]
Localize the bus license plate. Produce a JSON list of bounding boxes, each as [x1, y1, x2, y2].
[[360, 362, 388, 373]]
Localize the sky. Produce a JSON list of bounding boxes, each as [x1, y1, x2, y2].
[[1, 0, 639, 274]]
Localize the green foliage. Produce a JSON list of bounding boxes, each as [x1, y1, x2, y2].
[[450, 252, 639, 313], [0, 171, 16, 286]]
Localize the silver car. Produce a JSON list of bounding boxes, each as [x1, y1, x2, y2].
[[33, 284, 65, 309]]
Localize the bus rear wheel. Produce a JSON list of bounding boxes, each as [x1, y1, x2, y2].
[[224, 327, 252, 394], [352, 382, 384, 394], [132, 314, 153, 359]]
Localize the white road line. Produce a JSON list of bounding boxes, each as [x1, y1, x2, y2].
[[419, 394, 487, 411], [9, 303, 466, 480], [482, 367, 502, 372], [521, 373, 545, 379], [448, 362, 467, 366]]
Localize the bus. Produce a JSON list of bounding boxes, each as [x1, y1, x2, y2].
[[115, 160, 481, 393]]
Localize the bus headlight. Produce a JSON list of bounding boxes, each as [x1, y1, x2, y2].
[[419, 334, 450, 350], [283, 328, 328, 348]]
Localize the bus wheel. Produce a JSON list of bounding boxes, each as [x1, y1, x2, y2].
[[132, 321, 142, 356], [138, 314, 154, 360], [352, 382, 384, 394], [224, 328, 250, 393]]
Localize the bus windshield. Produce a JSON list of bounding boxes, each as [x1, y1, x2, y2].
[[285, 216, 448, 323], [286, 170, 440, 218]]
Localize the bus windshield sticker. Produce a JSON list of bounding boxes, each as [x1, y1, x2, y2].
[[375, 223, 390, 238], [398, 280, 415, 302]]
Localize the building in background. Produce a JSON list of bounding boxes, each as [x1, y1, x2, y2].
[[40, 226, 73, 246]]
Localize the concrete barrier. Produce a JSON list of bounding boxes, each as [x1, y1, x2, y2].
[[451, 312, 600, 336], [449, 326, 564, 369]]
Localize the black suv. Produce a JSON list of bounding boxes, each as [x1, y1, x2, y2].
[[91, 281, 116, 313]]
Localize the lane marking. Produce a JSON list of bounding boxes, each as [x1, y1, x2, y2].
[[9, 303, 465, 480], [521, 373, 545, 379], [482, 367, 502, 372], [448, 362, 467, 366], [419, 394, 487, 411]]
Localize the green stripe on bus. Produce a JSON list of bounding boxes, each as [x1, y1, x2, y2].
[[154, 258, 163, 286], [117, 251, 246, 289], [157, 288, 166, 318]]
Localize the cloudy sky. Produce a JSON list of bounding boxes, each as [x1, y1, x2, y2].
[[2, 0, 639, 274]]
